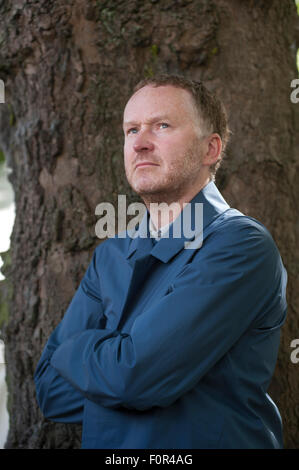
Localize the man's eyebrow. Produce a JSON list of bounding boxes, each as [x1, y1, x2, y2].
[[123, 115, 172, 128]]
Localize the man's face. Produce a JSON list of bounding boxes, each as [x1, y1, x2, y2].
[[123, 85, 207, 201]]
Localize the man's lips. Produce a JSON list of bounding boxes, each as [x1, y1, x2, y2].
[[135, 162, 159, 169]]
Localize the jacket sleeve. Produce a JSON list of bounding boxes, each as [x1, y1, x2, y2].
[[34, 248, 106, 423], [49, 219, 288, 411]]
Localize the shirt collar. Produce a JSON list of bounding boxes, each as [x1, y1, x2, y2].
[[126, 180, 230, 264], [149, 217, 171, 239]]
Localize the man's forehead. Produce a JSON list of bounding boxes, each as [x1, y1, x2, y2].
[[123, 85, 196, 121]]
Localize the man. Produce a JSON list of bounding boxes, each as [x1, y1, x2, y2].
[[34, 75, 287, 449]]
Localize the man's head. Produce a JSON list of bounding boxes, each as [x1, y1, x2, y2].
[[123, 74, 230, 203]]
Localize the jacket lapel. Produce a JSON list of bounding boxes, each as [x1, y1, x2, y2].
[[117, 181, 231, 330]]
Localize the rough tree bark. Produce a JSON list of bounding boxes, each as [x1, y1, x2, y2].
[[0, 0, 298, 449]]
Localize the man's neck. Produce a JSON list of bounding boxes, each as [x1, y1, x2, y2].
[[143, 177, 211, 230]]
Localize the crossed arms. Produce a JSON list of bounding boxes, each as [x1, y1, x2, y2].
[[34, 218, 287, 422]]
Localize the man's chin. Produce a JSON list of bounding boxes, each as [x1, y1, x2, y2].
[[128, 177, 180, 199], [133, 186, 160, 196], [130, 179, 162, 195], [132, 184, 180, 203]]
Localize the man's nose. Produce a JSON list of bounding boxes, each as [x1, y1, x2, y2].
[[133, 131, 155, 152]]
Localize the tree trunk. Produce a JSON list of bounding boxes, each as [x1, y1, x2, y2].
[[0, 0, 298, 449]]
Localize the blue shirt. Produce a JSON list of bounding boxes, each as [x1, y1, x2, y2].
[[34, 181, 287, 449]]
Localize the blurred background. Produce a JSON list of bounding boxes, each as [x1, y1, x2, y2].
[[0, 0, 298, 449], [0, 153, 14, 448]]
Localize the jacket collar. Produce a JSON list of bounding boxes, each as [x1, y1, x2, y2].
[[126, 181, 230, 264]]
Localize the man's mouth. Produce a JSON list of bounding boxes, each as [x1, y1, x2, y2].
[[135, 162, 159, 169]]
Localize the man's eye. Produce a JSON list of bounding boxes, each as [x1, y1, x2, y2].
[[127, 128, 138, 134], [160, 123, 169, 129]]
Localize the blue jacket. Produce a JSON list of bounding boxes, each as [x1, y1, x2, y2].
[[34, 181, 287, 449]]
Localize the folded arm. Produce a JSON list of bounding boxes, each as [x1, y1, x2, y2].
[[34, 250, 106, 423], [49, 219, 287, 411]]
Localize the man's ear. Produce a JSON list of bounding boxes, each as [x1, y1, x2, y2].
[[202, 133, 222, 167]]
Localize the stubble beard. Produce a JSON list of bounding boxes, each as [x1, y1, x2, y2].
[[129, 140, 204, 206]]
